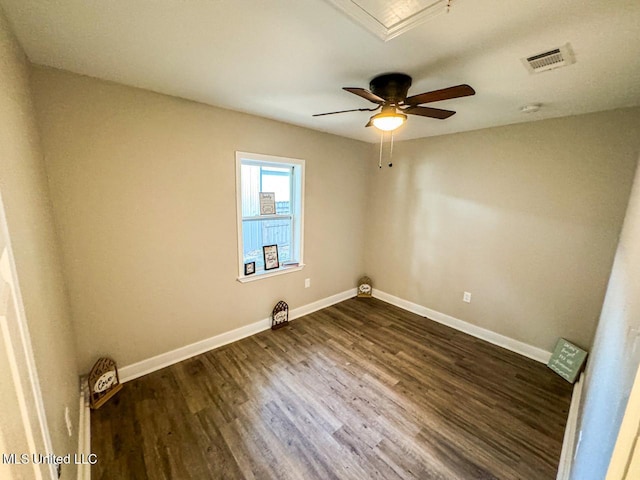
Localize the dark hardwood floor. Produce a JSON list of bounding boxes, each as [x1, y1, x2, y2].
[[91, 298, 572, 479]]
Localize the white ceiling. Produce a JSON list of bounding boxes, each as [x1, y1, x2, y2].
[[2, 0, 640, 143]]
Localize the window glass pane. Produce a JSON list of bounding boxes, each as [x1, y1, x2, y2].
[[261, 167, 291, 214], [242, 218, 292, 268], [241, 164, 292, 217], [241, 164, 261, 217]]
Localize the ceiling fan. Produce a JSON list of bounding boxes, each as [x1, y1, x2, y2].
[[313, 73, 475, 131]]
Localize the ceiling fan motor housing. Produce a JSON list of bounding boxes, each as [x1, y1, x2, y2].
[[370, 73, 412, 104]]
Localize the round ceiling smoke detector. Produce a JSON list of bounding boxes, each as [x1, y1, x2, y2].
[[521, 103, 542, 113]]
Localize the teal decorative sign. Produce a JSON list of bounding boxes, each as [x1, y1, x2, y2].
[[547, 338, 588, 383]]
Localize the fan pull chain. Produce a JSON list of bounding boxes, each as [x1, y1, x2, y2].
[[446, 0, 452, 14], [378, 132, 396, 168]]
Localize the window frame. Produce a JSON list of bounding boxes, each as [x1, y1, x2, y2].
[[235, 151, 305, 282]]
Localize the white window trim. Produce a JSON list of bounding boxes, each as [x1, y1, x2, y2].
[[235, 151, 305, 282], [236, 263, 306, 283]]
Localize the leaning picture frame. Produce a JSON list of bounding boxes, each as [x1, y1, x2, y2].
[[244, 261, 255, 276], [259, 192, 276, 215], [263, 244, 279, 271]]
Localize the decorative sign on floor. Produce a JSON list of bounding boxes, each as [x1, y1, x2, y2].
[[88, 357, 123, 409], [547, 338, 588, 383], [357, 276, 372, 298], [271, 300, 289, 330]]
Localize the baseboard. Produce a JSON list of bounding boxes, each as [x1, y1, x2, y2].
[[119, 288, 357, 383], [290, 289, 356, 319], [119, 315, 271, 383], [117, 287, 550, 382], [76, 381, 91, 480], [372, 290, 552, 364], [556, 371, 584, 480]]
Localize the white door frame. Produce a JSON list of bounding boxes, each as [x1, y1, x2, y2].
[[0, 192, 56, 480], [607, 363, 640, 479]]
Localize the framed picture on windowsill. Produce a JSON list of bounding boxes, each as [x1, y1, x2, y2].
[[263, 244, 279, 271], [244, 262, 255, 276]]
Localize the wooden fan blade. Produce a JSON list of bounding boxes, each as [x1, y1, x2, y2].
[[404, 84, 475, 106], [313, 107, 379, 117], [343, 87, 386, 104], [404, 106, 456, 119]]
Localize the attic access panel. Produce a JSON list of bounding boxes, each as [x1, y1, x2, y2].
[[326, 0, 451, 41]]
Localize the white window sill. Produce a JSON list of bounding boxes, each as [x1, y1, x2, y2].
[[237, 264, 305, 283]]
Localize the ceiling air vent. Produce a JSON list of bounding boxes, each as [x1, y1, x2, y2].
[[522, 43, 575, 74]]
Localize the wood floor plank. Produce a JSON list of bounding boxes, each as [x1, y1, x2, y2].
[[91, 297, 572, 479]]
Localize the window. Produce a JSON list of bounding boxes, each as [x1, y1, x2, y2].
[[235, 152, 305, 281]]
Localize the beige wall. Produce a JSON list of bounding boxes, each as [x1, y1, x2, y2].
[[30, 67, 370, 373], [365, 109, 640, 352], [569, 154, 640, 479], [25, 59, 639, 403], [0, 8, 78, 478]]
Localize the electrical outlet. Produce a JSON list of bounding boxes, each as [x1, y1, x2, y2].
[[463, 292, 472, 303], [65, 406, 72, 437], [305, 278, 311, 288]]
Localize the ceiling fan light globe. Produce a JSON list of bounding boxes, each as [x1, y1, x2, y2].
[[371, 112, 406, 131]]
